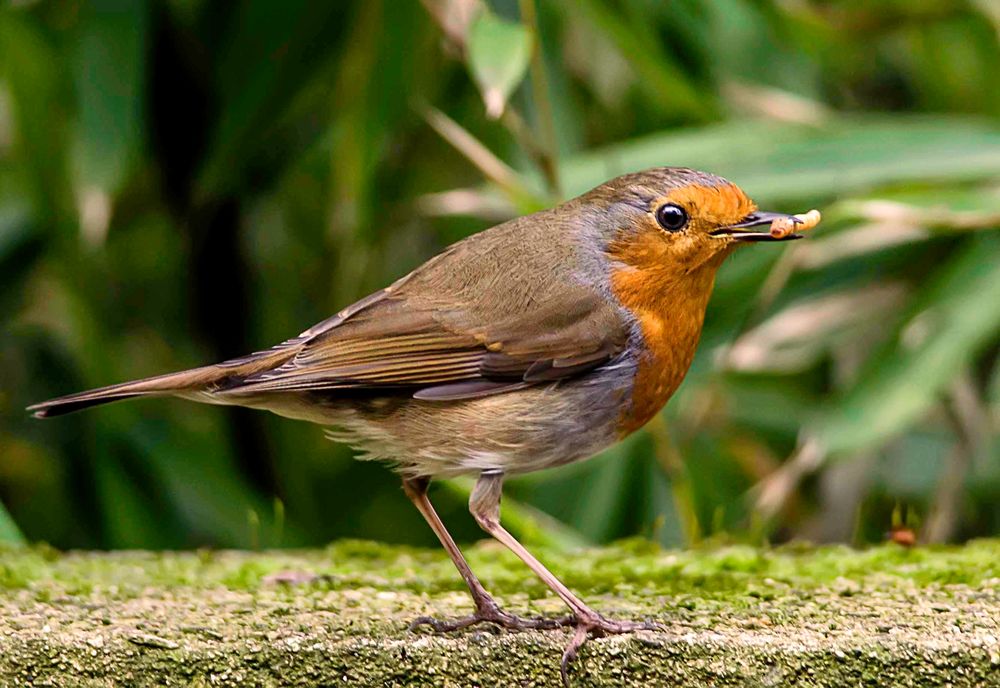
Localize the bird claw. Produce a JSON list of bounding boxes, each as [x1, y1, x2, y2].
[[409, 600, 576, 633], [410, 598, 666, 688], [559, 613, 665, 687], [409, 600, 662, 687]]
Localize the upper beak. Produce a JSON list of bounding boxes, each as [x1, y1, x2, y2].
[[711, 211, 803, 242]]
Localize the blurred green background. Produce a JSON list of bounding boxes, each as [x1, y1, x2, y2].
[[1, 0, 998, 552]]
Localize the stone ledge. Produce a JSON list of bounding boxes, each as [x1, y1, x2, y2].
[[0, 541, 998, 686]]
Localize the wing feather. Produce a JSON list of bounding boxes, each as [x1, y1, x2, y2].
[[220, 221, 632, 400]]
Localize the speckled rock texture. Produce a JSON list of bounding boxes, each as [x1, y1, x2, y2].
[[0, 540, 998, 686]]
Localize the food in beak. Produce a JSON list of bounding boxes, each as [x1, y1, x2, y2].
[[769, 209, 822, 239], [712, 209, 823, 242]]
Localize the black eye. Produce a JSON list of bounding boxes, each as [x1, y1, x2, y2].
[[655, 203, 688, 232]]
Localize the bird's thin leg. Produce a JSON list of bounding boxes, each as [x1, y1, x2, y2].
[[402, 476, 574, 632], [469, 471, 663, 684]]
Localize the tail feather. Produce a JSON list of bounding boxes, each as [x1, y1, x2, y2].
[[29, 337, 309, 418], [27, 365, 226, 418]]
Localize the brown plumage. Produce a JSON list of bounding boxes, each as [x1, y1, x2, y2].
[[28, 167, 819, 681]]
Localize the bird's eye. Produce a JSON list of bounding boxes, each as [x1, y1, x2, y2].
[[655, 203, 688, 232]]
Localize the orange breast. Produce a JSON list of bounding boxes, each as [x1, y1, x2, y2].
[[617, 302, 706, 435], [609, 240, 724, 435]]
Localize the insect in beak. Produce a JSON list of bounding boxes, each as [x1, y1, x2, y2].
[[711, 211, 805, 242]]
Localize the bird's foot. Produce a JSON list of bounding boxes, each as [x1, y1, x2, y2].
[[410, 598, 662, 687], [409, 597, 575, 633], [560, 612, 664, 687]]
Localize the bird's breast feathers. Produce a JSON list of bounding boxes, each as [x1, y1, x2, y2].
[[607, 250, 722, 434]]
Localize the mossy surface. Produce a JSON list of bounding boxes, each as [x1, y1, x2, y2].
[[0, 540, 998, 686]]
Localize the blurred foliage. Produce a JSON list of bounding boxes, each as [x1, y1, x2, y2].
[[0, 0, 998, 552]]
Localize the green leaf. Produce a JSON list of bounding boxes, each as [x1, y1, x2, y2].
[[114, 412, 293, 548], [72, 0, 148, 192], [0, 201, 35, 262], [569, 0, 710, 119], [93, 448, 167, 548], [811, 233, 1000, 456], [0, 8, 74, 229], [0, 500, 25, 546], [466, 11, 532, 118], [197, 1, 350, 197], [559, 116, 1000, 206]]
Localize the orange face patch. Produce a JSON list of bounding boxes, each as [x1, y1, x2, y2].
[[654, 183, 757, 234], [606, 182, 755, 299]]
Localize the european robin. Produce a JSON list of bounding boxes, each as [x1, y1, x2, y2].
[[29, 167, 820, 677]]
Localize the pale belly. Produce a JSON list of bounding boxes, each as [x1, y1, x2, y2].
[[207, 353, 639, 479]]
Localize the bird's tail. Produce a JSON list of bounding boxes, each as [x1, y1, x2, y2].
[[28, 336, 307, 418], [27, 365, 227, 418]]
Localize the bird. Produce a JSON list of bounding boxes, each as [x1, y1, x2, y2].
[[29, 167, 819, 680]]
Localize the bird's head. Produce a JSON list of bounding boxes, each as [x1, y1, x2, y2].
[[580, 167, 813, 310], [587, 167, 804, 273]]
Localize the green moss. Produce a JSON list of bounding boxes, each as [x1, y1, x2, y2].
[[1, 539, 999, 600]]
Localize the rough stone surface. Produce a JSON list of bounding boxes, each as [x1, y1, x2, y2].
[[0, 540, 998, 686]]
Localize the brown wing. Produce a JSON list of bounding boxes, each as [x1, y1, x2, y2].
[[217, 206, 632, 400], [222, 286, 627, 400]]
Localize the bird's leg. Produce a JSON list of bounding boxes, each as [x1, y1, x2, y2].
[[469, 471, 663, 683], [402, 476, 574, 632]]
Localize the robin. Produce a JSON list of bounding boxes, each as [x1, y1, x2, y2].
[[29, 167, 820, 678]]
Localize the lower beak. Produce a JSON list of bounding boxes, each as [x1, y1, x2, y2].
[[711, 211, 804, 242]]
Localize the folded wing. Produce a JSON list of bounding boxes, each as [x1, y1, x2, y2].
[[222, 281, 628, 400]]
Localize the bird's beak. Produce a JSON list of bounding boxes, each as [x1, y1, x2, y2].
[[711, 211, 803, 242]]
